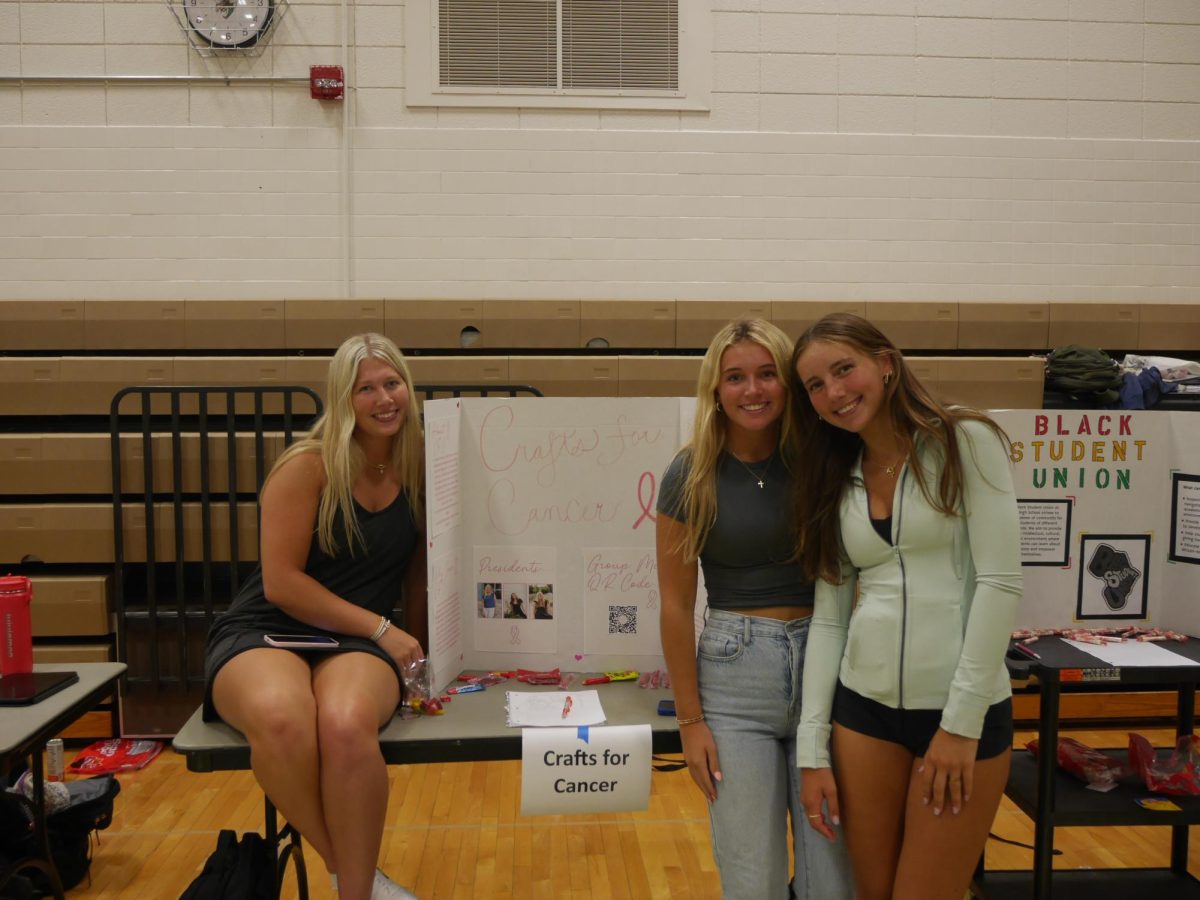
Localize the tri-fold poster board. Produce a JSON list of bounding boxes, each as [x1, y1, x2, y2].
[[423, 399, 1200, 694]]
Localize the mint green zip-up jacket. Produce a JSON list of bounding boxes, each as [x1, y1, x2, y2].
[[797, 418, 1023, 769]]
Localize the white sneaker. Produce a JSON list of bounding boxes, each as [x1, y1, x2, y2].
[[372, 868, 419, 900]]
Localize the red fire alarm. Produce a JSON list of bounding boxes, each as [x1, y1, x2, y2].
[[310, 65, 344, 100]]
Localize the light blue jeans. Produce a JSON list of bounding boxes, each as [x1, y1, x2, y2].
[[697, 610, 855, 900]]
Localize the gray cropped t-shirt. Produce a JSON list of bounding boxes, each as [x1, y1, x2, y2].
[[657, 449, 815, 611]]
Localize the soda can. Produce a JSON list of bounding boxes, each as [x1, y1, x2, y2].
[[46, 738, 65, 782]]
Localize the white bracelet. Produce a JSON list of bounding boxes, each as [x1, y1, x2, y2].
[[369, 616, 390, 642]]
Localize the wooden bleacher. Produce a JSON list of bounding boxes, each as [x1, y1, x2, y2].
[[1, 297, 1197, 736]]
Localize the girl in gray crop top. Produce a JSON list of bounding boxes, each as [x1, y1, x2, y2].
[[656, 319, 853, 900]]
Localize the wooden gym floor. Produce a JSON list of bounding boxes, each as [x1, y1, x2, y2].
[[60, 726, 1196, 899]]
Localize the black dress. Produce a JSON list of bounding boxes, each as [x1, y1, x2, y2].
[[202, 491, 420, 720]]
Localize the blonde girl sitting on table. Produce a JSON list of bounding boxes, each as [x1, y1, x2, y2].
[[203, 333, 426, 900]]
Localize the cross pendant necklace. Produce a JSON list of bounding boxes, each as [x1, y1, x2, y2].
[[732, 453, 769, 489]]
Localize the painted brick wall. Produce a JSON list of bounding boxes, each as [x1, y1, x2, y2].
[[0, 0, 1196, 301]]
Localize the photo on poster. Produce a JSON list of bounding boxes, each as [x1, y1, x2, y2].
[[476, 582, 500, 620], [502, 582, 534, 619], [1076, 534, 1150, 620], [528, 584, 554, 620], [1169, 473, 1200, 565], [1017, 499, 1072, 567], [472, 546, 557, 653]]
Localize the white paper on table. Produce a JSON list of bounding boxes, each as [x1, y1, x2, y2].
[[1062, 639, 1200, 667], [506, 690, 606, 727]]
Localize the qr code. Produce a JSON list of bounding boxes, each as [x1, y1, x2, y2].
[[608, 605, 637, 634]]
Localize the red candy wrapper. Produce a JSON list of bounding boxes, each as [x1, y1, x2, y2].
[[1128, 732, 1200, 796], [517, 667, 561, 685], [412, 696, 444, 715], [1026, 737, 1124, 791], [69, 738, 163, 774]]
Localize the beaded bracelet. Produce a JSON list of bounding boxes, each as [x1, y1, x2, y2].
[[369, 616, 390, 642], [675, 712, 706, 726]]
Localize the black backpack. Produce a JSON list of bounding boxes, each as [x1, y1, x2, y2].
[[0, 773, 120, 894], [179, 829, 275, 900]]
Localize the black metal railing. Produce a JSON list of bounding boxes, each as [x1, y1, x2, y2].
[[109, 382, 543, 735]]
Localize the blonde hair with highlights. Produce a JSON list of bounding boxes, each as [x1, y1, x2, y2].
[[272, 333, 424, 556], [674, 319, 796, 561]]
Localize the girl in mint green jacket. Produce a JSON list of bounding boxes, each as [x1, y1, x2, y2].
[[790, 313, 1021, 900]]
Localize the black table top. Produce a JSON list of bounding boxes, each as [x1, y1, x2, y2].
[[1007, 635, 1200, 686]]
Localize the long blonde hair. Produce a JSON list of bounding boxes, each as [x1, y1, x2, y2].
[[674, 319, 796, 561], [272, 333, 424, 556]]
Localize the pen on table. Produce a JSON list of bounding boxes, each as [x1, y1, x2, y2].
[[562, 695, 573, 719], [1011, 641, 1041, 660]]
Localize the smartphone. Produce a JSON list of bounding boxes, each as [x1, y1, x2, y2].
[[263, 634, 340, 649]]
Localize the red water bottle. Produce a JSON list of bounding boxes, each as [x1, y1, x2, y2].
[[0, 575, 34, 675]]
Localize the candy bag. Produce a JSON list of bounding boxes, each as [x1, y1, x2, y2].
[[1128, 732, 1200, 796], [68, 739, 163, 774], [1025, 737, 1125, 790], [400, 658, 443, 716]]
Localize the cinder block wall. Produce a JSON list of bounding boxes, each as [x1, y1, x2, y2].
[[0, 0, 1196, 302]]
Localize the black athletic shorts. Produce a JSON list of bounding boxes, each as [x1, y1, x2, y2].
[[832, 682, 1012, 760]]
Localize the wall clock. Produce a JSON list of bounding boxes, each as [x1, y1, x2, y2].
[[181, 0, 275, 50]]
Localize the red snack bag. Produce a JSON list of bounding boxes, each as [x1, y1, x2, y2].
[[1128, 732, 1200, 796], [69, 738, 164, 774], [1026, 737, 1124, 790]]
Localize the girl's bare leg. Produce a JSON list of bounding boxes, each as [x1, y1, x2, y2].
[[311, 652, 401, 900], [211, 649, 336, 864], [830, 723, 912, 900]]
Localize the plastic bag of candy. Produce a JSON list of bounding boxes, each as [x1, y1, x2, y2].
[[68, 739, 163, 775], [1025, 736, 1125, 791], [1128, 732, 1200, 796], [399, 658, 443, 716]]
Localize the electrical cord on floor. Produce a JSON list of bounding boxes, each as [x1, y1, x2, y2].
[[651, 754, 687, 772], [987, 832, 1062, 855]]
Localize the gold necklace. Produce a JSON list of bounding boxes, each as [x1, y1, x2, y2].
[[730, 452, 772, 489], [867, 453, 906, 478], [371, 463, 387, 475]]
